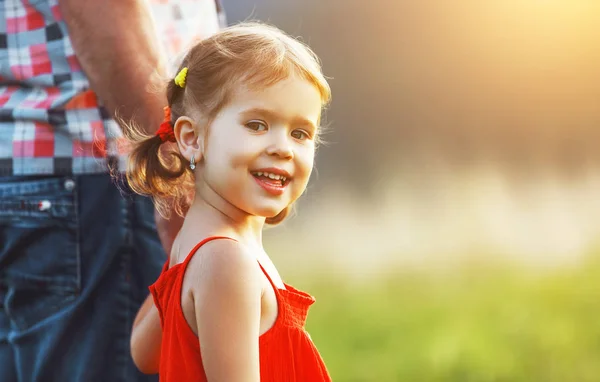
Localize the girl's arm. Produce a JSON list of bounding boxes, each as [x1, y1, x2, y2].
[[188, 240, 263, 382], [130, 294, 162, 374]]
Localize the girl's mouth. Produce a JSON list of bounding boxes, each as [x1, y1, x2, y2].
[[251, 171, 290, 195]]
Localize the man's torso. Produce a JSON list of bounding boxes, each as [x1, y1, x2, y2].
[[0, 0, 224, 176]]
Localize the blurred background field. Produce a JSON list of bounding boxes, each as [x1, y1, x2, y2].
[[221, 1, 600, 380], [295, 252, 600, 382]]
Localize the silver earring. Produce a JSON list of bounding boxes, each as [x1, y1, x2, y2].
[[190, 154, 196, 170]]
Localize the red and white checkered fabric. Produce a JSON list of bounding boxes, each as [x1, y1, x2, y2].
[[0, 0, 224, 176]]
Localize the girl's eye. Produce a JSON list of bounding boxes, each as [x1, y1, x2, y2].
[[291, 129, 310, 140], [245, 120, 268, 131]]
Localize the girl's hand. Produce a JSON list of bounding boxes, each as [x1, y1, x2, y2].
[[131, 294, 162, 374]]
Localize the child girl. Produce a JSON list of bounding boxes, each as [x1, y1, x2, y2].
[[126, 22, 332, 381]]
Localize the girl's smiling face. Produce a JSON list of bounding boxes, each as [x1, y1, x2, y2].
[[197, 76, 323, 220]]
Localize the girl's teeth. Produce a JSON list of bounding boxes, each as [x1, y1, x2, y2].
[[253, 172, 287, 183], [255, 172, 283, 179]]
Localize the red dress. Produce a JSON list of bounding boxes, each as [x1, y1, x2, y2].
[[149, 236, 332, 381]]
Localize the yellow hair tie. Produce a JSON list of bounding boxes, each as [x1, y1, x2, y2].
[[174, 67, 188, 88]]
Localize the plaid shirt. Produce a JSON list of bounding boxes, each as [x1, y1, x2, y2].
[[0, 0, 224, 176]]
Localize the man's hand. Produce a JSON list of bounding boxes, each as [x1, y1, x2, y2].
[[154, 209, 184, 256]]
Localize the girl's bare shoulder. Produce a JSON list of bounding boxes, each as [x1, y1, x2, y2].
[[185, 238, 262, 295]]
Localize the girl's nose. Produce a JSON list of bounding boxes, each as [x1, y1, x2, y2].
[[266, 134, 294, 159]]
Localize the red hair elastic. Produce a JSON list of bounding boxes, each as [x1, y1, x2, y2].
[[156, 106, 176, 143]]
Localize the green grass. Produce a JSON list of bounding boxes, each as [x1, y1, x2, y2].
[[294, 257, 600, 382]]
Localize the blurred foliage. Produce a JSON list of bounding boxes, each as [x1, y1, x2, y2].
[[296, 253, 600, 382]]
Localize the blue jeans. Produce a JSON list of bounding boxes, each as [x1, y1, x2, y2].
[[0, 174, 165, 382]]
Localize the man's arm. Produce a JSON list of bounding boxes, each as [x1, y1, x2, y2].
[[59, 0, 184, 253], [58, 0, 166, 134]]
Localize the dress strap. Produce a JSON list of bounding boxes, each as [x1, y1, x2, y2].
[[256, 260, 280, 293]]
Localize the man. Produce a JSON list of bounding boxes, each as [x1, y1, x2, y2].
[[0, 1, 224, 381]]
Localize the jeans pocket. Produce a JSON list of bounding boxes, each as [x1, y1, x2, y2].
[[0, 176, 80, 329]]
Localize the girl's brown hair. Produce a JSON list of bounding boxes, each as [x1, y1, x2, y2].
[[125, 22, 331, 224]]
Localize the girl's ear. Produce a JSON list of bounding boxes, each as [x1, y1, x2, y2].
[[173, 116, 204, 163]]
